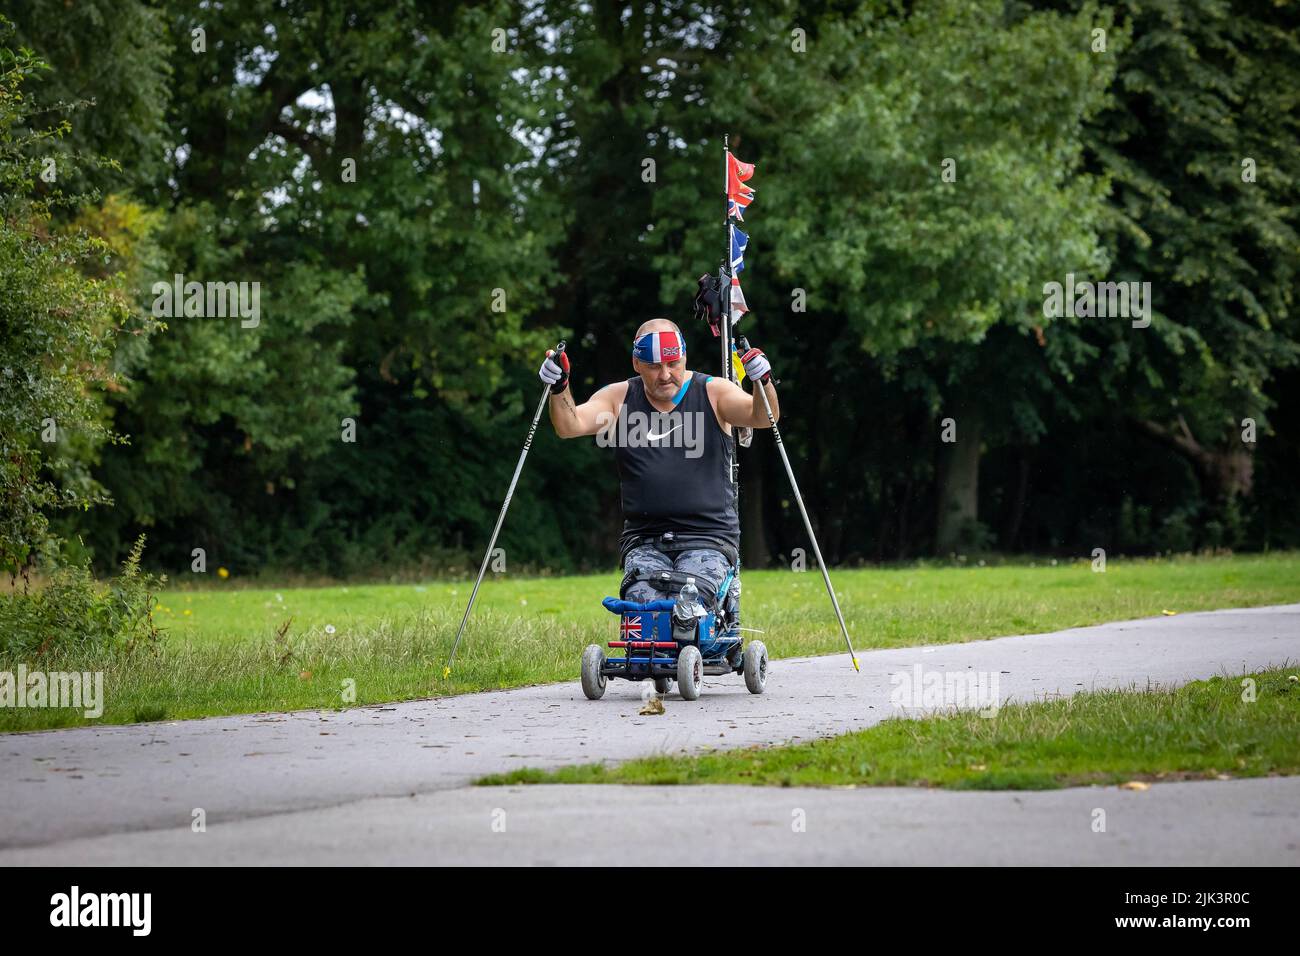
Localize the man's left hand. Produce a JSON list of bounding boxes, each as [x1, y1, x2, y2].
[[740, 345, 772, 385]]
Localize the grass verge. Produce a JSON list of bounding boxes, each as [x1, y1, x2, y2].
[[478, 668, 1300, 790]]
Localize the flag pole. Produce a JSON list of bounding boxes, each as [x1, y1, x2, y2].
[[721, 135, 744, 622], [722, 135, 733, 387], [723, 136, 751, 450], [723, 135, 741, 492]]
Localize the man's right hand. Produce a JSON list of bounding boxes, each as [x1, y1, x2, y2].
[[539, 348, 570, 394]]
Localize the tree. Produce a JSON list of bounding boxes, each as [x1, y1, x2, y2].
[[1026, 0, 1300, 550], [7, 0, 172, 195], [0, 30, 150, 576], [73, 0, 571, 572]]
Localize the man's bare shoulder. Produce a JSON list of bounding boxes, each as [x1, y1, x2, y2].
[[700, 372, 740, 433], [703, 374, 743, 397], [590, 380, 629, 410]]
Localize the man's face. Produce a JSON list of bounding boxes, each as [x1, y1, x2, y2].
[[633, 355, 687, 402]]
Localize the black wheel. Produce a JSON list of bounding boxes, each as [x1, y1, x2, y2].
[[653, 676, 673, 695]]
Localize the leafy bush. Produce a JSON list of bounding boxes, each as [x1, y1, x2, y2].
[[0, 30, 139, 577], [0, 535, 163, 657]]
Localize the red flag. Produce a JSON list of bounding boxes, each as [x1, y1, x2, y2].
[[727, 153, 755, 209], [728, 153, 755, 183]]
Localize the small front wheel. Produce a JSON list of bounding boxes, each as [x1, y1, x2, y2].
[[677, 645, 703, 701], [581, 644, 607, 700], [743, 640, 768, 695], [653, 676, 673, 695]]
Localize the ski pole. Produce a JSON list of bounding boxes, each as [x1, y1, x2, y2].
[[444, 342, 565, 678], [735, 335, 859, 672]]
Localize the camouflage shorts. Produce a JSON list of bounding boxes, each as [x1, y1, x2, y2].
[[621, 543, 741, 623]]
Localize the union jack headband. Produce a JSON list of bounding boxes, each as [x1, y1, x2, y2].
[[632, 329, 685, 363]]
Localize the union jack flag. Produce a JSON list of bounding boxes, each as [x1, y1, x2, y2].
[[621, 615, 642, 639], [730, 225, 749, 274]]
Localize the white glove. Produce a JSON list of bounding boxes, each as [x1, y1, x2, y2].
[[740, 346, 771, 384], [538, 348, 569, 393]]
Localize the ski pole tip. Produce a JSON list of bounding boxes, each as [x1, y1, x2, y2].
[[851, 656, 860, 672]]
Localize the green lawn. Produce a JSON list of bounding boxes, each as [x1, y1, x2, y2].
[[2, 551, 1299, 731], [478, 668, 1300, 790]]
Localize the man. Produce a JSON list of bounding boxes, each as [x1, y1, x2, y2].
[[539, 318, 778, 630]]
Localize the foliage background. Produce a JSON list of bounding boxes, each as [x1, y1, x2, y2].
[[3, 0, 1298, 581]]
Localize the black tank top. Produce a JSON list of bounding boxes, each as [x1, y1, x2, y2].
[[614, 372, 740, 552]]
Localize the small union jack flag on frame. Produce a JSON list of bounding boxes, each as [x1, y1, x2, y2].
[[621, 615, 642, 640]]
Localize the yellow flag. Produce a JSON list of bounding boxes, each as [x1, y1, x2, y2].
[[731, 347, 746, 383]]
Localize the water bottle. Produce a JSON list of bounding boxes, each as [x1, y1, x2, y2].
[[673, 577, 704, 641], [678, 578, 700, 615]]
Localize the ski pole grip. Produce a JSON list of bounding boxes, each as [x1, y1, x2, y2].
[[734, 335, 777, 387]]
